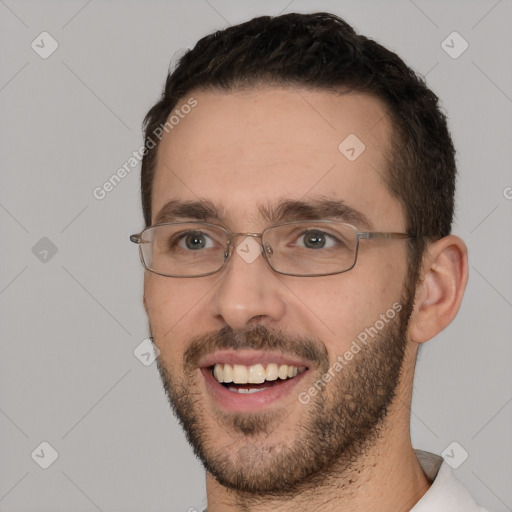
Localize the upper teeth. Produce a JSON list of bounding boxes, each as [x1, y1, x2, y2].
[[213, 363, 304, 384]]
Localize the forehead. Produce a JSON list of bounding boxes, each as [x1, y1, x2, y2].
[[151, 87, 403, 231]]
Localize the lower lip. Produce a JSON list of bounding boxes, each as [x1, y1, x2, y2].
[[201, 367, 309, 413]]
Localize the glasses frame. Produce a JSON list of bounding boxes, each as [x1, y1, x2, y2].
[[130, 220, 413, 278]]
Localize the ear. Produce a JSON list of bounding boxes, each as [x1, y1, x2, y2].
[[408, 235, 468, 344]]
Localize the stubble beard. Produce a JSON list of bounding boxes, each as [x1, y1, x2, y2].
[[155, 291, 412, 497]]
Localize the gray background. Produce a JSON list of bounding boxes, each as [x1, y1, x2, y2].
[[1, 0, 511, 510]]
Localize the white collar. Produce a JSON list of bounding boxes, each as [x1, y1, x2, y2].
[[411, 449, 488, 511]]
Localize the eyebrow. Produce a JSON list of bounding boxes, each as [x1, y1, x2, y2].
[[153, 196, 372, 230]]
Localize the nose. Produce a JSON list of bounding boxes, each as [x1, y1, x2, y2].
[[207, 235, 286, 330]]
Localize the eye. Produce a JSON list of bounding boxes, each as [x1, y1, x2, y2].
[[173, 231, 216, 251], [296, 229, 338, 249]]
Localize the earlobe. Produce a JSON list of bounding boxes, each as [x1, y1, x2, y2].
[[408, 235, 468, 344]]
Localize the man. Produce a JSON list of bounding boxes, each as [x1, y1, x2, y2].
[[130, 12, 489, 511]]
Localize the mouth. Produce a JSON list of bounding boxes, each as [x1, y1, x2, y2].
[[199, 352, 310, 412], [212, 362, 307, 393]]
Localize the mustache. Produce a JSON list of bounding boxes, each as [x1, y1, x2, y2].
[[183, 324, 329, 370]]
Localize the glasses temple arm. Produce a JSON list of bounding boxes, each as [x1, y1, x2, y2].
[[358, 232, 412, 240]]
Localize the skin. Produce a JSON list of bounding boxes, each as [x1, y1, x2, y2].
[[142, 88, 468, 511]]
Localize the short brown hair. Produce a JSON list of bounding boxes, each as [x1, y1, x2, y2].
[[140, 12, 457, 281]]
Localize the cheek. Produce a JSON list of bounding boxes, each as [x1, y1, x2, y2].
[[144, 274, 208, 357], [145, 273, 208, 318], [300, 255, 406, 358]]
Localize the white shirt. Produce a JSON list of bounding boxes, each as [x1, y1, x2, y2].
[[202, 450, 490, 511], [412, 449, 489, 511]]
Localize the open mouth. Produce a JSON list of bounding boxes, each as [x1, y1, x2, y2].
[[211, 363, 307, 394], [199, 351, 312, 412]]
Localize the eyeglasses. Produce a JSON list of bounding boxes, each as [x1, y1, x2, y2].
[[130, 220, 413, 278]]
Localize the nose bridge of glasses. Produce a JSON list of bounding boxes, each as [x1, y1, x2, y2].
[[226, 232, 261, 251], [224, 232, 276, 262], [226, 232, 262, 245]]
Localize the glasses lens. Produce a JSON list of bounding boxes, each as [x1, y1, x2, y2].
[[263, 221, 357, 276], [140, 223, 227, 276]]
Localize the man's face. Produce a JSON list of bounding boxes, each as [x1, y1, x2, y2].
[[144, 88, 414, 493]]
